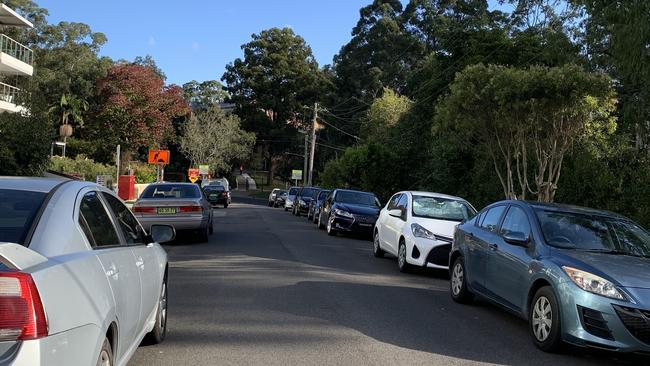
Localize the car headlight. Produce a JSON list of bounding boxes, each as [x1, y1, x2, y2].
[[562, 266, 625, 300], [411, 223, 436, 240], [300, 199, 307, 206], [334, 209, 353, 218]]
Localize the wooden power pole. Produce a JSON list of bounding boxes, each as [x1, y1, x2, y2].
[[308, 102, 318, 186]]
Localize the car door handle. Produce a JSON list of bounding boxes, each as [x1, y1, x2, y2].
[[105, 265, 119, 278], [489, 243, 498, 251], [135, 257, 145, 269]]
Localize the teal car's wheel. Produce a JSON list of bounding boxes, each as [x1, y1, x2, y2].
[[450, 256, 473, 304], [530, 286, 562, 352]]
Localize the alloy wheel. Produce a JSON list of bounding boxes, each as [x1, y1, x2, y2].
[[451, 262, 464, 296], [532, 296, 553, 342], [398, 244, 406, 269], [374, 234, 380, 252], [98, 350, 111, 366], [159, 281, 167, 330]]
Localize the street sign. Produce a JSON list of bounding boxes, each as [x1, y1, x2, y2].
[[199, 164, 209, 175], [148, 150, 170, 165], [291, 169, 303, 180], [188, 168, 200, 183]]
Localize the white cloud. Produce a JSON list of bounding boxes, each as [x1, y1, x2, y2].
[[148, 36, 156, 46]]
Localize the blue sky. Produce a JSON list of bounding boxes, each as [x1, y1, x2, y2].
[[37, 0, 505, 86]]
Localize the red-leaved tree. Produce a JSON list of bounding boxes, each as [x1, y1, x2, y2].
[[93, 64, 189, 168]]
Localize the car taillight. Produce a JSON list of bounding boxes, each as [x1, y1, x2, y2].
[[179, 205, 203, 213], [133, 206, 155, 214], [0, 272, 48, 341]]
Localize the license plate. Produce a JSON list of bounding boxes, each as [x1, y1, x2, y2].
[[359, 223, 372, 227], [157, 207, 177, 215], [209, 194, 219, 200]]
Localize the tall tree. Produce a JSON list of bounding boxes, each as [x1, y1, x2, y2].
[[436, 64, 616, 202], [91, 64, 190, 168], [222, 27, 327, 181], [180, 107, 256, 175], [182, 80, 228, 110]]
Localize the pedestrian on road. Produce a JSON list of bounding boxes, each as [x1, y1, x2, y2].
[[245, 178, 250, 191]]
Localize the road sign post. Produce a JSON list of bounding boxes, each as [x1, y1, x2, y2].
[[188, 168, 200, 183]]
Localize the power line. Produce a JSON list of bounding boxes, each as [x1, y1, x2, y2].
[[317, 117, 361, 140]]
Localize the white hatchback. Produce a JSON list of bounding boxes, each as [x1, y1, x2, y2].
[[373, 191, 476, 272]]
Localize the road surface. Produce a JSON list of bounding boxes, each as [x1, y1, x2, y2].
[[130, 199, 648, 365]]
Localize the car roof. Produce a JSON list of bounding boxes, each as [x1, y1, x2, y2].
[[404, 191, 469, 202], [148, 182, 199, 186], [522, 200, 624, 219], [0, 177, 71, 193], [335, 188, 376, 195]]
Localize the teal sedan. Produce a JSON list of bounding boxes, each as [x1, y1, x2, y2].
[[450, 200, 650, 353]]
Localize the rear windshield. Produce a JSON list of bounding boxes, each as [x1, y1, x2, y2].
[[288, 188, 299, 195], [335, 191, 380, 207], [318, 190, 330, 200], [141, 184, 201, 199], [0, 189, 47, 245], [204, 185, 225, 192]]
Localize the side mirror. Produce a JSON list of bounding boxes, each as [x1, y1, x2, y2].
[[388, 209, 403, 218], [503, 231, 529, 247], [150, 225, 176, 244]]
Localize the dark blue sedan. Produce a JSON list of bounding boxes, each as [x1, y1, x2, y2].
[[317, 189, 381, 238], [450, 200, 650, 353]]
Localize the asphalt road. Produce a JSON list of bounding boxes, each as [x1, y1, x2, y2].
[[130, 198, 650, 366]]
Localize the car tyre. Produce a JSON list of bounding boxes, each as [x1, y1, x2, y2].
[[373, 230, 385, 258], [198, 226, 209, 242], [397, 241, 410, 272], [326, 216, 337, 236], [224, 203, 228, 209], [284, 206, 288, 212], [530, 287, 563, 352], [307, 210, 312, 221], [317, 213, 325, 230], [96, 337, 113, 366], [209, 220, 214, 235], [450, 256, 474, 304], [313, 210, 319, 224], [144, 274, 168, 345]]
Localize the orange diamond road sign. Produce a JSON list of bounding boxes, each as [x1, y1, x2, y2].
[[148, 150, 170, 165], [188, 168, 200, 183]]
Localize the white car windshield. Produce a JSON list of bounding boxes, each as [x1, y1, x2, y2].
[[412, 196, 475, 221]]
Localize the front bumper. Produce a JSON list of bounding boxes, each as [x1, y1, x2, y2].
[[557, 281, 650, 353], [137, 215, 209, 231], [407, 237, 452, 269], [331, 214, 376, 234], [1, 324, 102, 366], [285, 200, 294, 209]]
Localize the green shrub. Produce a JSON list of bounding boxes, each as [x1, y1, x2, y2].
[[49, 155, 115, 181]]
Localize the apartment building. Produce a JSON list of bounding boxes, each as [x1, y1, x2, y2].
[[0, 3, 33, 113]]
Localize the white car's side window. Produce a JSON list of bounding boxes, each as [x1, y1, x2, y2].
[[78, 192, 121, 248]]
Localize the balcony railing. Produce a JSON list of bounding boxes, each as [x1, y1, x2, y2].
[[0, 81, 19, 104], [0, 34, 33, 65]]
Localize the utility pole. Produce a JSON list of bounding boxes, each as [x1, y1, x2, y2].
[[303, 131, 309, 184], [308, 102, 318, 186]]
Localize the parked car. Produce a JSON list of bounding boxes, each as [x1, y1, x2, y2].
[[284, 186, 300, 212], [317, 189, 381, 237], [450, 200, 650, 353], [292, 186, 319, 216], [374, 191, 476, 272], [268, 188, 282, 207], [203, 177, 230, 192], [134, 183, 214, 241], [203, 184, 230, 208], [307, 189, 331, 222], [0, 178, 173, 365], [274, 190, 288, 208]]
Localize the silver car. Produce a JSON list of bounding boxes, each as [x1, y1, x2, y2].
[[133, 183, 214, 241], [0, 177, 172, 366]]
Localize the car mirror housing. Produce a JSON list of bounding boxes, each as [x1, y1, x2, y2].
[[150, 225, 176, 244], [388, 209, 403, 218], [503, 231, 529, 247]]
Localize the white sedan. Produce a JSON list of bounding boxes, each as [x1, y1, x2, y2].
[[373, 191, 476, 272], [0, 178, 173, 366]]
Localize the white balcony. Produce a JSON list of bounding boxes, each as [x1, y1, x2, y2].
[[0, 81, 23, 113], [0, 34, 33, 76]]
